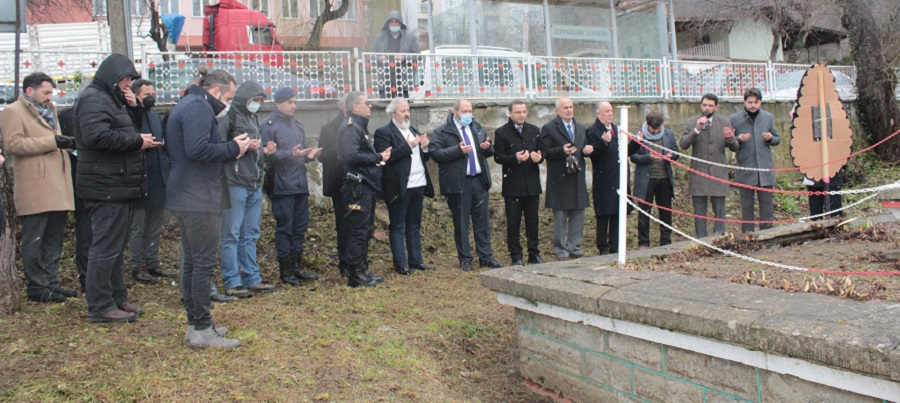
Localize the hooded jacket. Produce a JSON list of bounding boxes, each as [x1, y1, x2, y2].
[[371, 10, 420, 54], [218, 81, 267, 190], [73, 53, 147, 202], [261, 108, 312, 196]]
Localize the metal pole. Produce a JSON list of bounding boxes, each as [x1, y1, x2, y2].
[[617, 105, 630, 266], [13, 0, 21, 100], [656, 2, 668, 59], [609, 0, 618, 58], [427, 0, 435, 54], [543, 0, 552, 56], [668, 0, 678, 60], [468, 0, 478, 54]]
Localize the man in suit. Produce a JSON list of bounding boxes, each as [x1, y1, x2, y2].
[[730, 88, 781, 233], [540, 97, 590, 261], [494, 100, 544, 266], [585, 101, 625, 255], [374, 98, 435, 275], [431, 99, 503, 271], [318, 96, 350, 277], [680, 93, 738, 238]]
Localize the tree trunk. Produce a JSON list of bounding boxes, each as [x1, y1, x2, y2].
[[147, 0, 171, 61], [304, 0, 351, 51], [0, 164, 20, 315], [841, 0, 900, 161]]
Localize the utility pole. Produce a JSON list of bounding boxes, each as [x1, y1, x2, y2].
[[107, 0, 135, 59]]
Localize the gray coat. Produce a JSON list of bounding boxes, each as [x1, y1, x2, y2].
[[679, 114, 738, 197], [729, 109, 781, 187], [371, 11, 420, 54], [631, 128, 679, 201]]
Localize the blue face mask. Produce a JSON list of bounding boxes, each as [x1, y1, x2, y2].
[[389, 25, 401, 33], [459, 113, 473, 126]]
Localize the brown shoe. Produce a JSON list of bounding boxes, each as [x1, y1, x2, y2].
[[87, 309, 137, 323], [133, 268, 156, 284], [118, 301, 144, 317], [147, 266, 176, 278]]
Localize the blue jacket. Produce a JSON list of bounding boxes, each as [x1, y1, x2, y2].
[[261, 109, 313, 196], [165, 85, 240, 213], [136, 106, 169, 208]]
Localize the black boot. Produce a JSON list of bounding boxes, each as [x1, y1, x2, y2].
[[363, 259, 384, 284], [279, 259, 301, 286], [338, 263, 349, 278], [348, 264, 378, 288], [293, 255, 318, 282]]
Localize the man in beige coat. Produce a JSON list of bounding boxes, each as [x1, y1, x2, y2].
[[0, 72, 76, 303], [679, 93, 738, 238]]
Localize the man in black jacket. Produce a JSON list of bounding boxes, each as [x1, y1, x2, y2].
[[338, 92, 390, 287], [374, 98, 435, 275], [128, 79, 175, 284], [318, 96, 349, 276], [494, 100, 544, 266], [431, 99, 503, 271], [74, 54, 160, 323], [585, 101, 624, 255]]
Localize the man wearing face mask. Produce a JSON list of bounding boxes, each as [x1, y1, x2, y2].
[[680, 93, 737, 238], [431, 100, 503, 271], [371, 10, 420, 99], [74, 54, 161, 323], [261, 88, 322, 286], [730, 88, 781, 233], [374, 98, 435, 275], [128, 79, 176, 285], [167, 67, 249, 349], [217, 82, 277, 298], [0, 72, 75, 303]]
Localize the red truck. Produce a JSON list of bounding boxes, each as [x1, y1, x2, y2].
[[203, 0, 284, 66]]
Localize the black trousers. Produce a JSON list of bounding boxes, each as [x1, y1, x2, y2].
[[595, 213, 619, 254], [19, 211, 68, 297], [807, 185, 843, 220], [74, 197, 92, 290], [637, 178, 673, 247], [739, 186, 774, 233], [340, 181, 376, 268], [84, 200, 132, 316], [331, 193, 350, 272], [271, 194, 310, 260], [174, 211, 220, 330], [504, 195, 540, 260], [446, 176, 493, 263]]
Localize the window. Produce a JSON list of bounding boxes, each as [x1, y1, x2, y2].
[[282, 0, 300, 19], [192, 0, 211, 17], [159, 0, 180, 15], [309, 0, 355, 21], [249, 26, 275, 45], [418, 2, 429, 14], [444, 0, 463, 10], [250, 0, 270, 15], [93, 0, 149, 17]]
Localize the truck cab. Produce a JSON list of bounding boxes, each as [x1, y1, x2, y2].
[[203, 0, 283, 66]]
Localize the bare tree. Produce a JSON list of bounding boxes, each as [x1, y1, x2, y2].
[[26, 0, 95, 23], [304, 0, 351, 51], [840, 0, 900, 160], [0, 163, 20, 315]]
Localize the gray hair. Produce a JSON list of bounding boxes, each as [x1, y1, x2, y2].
[[555, 97, 573, 110], [337, 93, 348, 111], [596, 101, 612, 113], [344, 91, 365, 112], [452, 99, 470, 111], [385, 98, 408, 115]]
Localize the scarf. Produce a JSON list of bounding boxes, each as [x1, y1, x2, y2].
[[641, 123, 664, 141], [26, 96, 56, 130]]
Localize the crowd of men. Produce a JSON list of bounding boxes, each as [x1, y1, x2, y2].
[[0, 15, 841, 349]]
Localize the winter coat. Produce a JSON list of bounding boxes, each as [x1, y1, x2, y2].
[[135, 107, 169, 208], [371, 11, 420, 54], [630, 128, 679, 201], [165, 85, 241, 213], [730, 109, 781, 187], [73, 53, 147, 202], [586, 119, 625, 215], [373, 120, 434, 204], [218, 81, 266, 190], [493, 118, 543, 198], [261, 109, 312, 196], [0, 96, 74, 215], [679, 114, 738, 197], [430, 115, 494, 196], [539, 116, 588, 211], [338, 113, 381, 193], [319, 111, 345, 198]]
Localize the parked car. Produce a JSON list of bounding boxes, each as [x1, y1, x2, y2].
[[146, 58, 338, 104], [0, 84, 16, 105]]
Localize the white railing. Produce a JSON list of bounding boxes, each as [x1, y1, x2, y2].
[[2, 47, 898, 108], [678, 41, 725, 58]]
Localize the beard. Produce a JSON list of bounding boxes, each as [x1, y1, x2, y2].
[[395, 119, 411, 130]]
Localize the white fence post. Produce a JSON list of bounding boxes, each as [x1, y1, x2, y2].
[[617, 105, 630, 267]]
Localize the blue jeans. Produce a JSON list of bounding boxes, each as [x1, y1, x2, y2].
[[220, 186, 263, 289], [386, 186, 425, 267]]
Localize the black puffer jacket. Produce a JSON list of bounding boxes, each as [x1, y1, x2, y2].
[[74, 53, 147, 202]]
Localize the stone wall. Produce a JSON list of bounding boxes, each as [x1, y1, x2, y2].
[[481, 262, 900, 403]]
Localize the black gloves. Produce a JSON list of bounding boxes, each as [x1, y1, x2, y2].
[[566, 154, 581, 175], [55, 135, 75, 149]]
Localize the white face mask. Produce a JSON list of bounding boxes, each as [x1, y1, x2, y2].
[[247, 101, 261, 114], [389, 25, 401, 33]]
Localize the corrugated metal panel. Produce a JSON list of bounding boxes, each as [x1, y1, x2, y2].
[[30, 22, 108, 52], [0, 33, 30, 51]]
